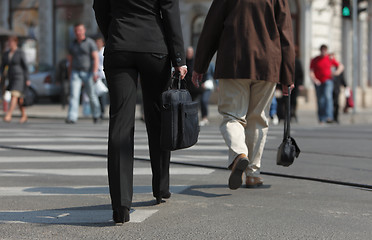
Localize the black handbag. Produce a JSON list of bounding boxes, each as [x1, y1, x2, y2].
[[22, 86, 36, 107], [277, 87, 300, 167], [160, 75, 199, 151]]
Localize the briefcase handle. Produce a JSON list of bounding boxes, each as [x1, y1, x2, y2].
[[171, 72, 186, 90]]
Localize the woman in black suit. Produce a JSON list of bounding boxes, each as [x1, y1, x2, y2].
[[1, 36, 29, 123], [93, 0, 187, 225]]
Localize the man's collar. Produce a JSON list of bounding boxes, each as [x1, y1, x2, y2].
[[74, 38, 87, 43]]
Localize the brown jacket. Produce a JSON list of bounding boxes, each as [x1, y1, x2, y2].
[[194, 0, 295, 85]]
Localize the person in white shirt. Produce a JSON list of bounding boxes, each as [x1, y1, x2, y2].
[[95, 36, 108, 119]]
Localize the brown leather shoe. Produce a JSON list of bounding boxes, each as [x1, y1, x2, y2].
[[245, 176, 263, 188], [228, 154, 248, 190]]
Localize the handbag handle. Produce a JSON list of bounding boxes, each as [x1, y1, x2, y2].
[[283, 86, 291, 140]]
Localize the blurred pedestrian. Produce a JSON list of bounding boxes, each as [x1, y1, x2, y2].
[[292, 47, 304, 121], [95, 35, 108, 119], [0, 64, 8, 112], [332, 73, 348, 123], [0, 36, 29, 123], [310, 45, 344, 124], [329, 53, 348, 123], [192, 0, 295, 189], [343, 88, 354, 114], [93, 0, 187, 225], [185, 46, 202, 100], [199, 62, 215, 126], [269, 96, 279, 125], [65, 23, 101, 124]]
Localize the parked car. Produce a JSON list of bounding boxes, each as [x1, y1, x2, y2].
[[28, 63, 62, 103]]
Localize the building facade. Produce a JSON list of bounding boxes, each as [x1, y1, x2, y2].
[[0, 0, 371, 108]]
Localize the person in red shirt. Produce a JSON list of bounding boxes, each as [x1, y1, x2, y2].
[[310, 45, 344, 123]]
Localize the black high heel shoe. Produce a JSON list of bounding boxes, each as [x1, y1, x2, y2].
[[155, 191, 171, 204], [113, 207, 130, 225]]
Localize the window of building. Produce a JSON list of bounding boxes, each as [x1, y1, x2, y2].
[[10, 0, 39, 72], [54, 2, 84, 66], [10, 0, 38, 38], [7, 0, 91, 73]]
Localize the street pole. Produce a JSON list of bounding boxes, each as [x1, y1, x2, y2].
[[352, 0, 358, 115]]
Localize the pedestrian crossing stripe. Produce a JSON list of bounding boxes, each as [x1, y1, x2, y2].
[[148, 154, 227, 162], [0, 137, 109, 143], [0, 185, 190, 196], [0, 136, 274, 144], [0, 137, 225, 143], [0, 155, 227, 163], [0, 167, 215, 177], [0, 209, 158, 224], [0, 156, 105, 163], [7, 144, 231, 151]]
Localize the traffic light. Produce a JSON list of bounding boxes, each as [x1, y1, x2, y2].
[[342, 0, 351, 18]]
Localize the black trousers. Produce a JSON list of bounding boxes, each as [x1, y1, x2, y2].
[[104, 51, 172, 209], [333, 89, 340, 122]]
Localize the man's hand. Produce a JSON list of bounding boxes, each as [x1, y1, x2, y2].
[[174, 66, 188, 79], [191, 71, 203, 88], [93, 72, 99, 82], [313, 78, 321, 86], [282, 84, 295, 96], [310, 70, 321, 86]]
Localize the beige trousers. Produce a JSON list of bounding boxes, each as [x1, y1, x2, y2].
[[218, 79, 276, 177]]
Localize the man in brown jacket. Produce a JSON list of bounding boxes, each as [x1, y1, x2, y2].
[[192, 0, 295, 189]]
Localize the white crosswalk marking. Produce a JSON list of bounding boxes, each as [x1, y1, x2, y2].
[[9, 143, 262, 151], [0, 137, 230, 144], [0, 185, 190, 196], [0, 137, 108, 143], [0, 209, 158, 224], [14, 144, 135, 151], [135, 154, 227, 163], [0, 156, 105, 163], [4, 136, 274, 142], [0, 167, 214, 177], [16, 144, 107, 150]]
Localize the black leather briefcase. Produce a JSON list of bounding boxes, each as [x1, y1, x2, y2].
[[160, 75, 199, 151]]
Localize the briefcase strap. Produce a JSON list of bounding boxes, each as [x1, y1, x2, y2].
[[283, 86, 291, 140]]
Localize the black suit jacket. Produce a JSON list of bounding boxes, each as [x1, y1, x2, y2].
[[93, 0, 186, 67]]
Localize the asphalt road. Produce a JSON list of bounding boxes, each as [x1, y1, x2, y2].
[[0, 117, 371, 239]]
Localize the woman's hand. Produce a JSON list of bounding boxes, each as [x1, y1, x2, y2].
[[191, 71, 203, 88], [174, 66, 188, 79]]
